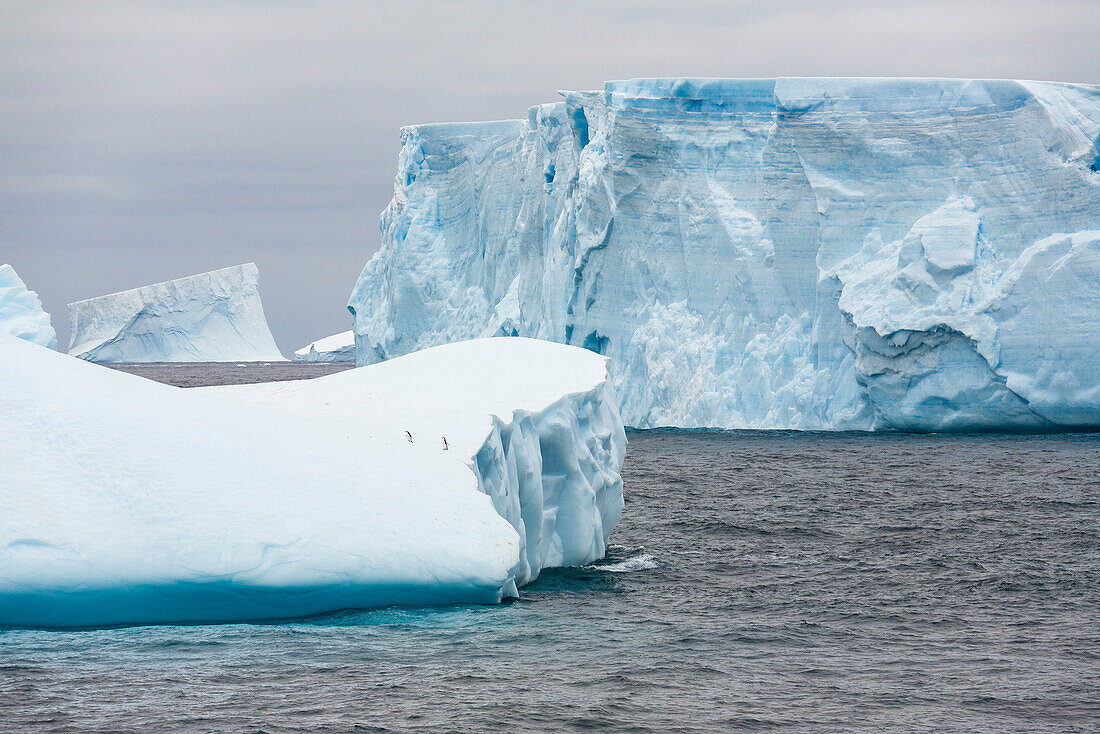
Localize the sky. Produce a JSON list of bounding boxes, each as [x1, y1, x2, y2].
[[2, 0, 1098, 352]]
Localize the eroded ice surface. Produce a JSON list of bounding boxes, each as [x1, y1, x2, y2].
[[292, 330, 356, 362], [348, 78, 1100, 431], [0, 264, 56, 349], [67, 263, 285, 363], [0, 336, 623, 627]]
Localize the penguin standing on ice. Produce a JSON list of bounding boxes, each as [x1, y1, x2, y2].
[[405, 431, 413, 443], [442, 436, 449, 450]]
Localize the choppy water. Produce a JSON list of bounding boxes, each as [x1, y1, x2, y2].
[[2, 365, 1098, 732]]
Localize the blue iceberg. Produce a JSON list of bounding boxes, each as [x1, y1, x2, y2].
[[348, 78, 1100, 431]]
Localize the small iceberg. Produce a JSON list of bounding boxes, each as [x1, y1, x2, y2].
[[292, 330, 356, 362]]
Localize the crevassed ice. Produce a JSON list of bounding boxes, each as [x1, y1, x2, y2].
[[0, 335, 624, 627], [348, 78, 1100, 431], [0, 264, 57, 349], [67, 263, 285, 362]]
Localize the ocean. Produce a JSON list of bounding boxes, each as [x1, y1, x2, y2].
[[2, 364, 1097, 733]]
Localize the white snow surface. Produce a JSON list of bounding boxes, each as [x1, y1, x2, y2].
[[0, 264, 56, 349], [0, 335, 623, 627], [292, 330, 356, 362], [67, 263, 285, 363], [349, 78, 1100, 431]]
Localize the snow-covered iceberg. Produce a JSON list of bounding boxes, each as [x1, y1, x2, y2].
[[349, 78, 1100, 431], [67, 263, 285, 362], [0, 264, 56, 349], [206, 337, 625, 590], [293, 330, 356, 362], [0, 335, 623, 627]]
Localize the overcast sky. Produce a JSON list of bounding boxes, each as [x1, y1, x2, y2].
[[2, 0, 1097, 352]]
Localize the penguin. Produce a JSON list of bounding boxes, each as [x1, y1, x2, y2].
[[442, 436, 449, 450], [405, 430, 413, 443]]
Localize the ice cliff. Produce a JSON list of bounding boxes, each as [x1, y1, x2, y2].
[[0, 264, 56, 349], [293, 330, 356, 362], [348, 78, 1100, 431], [0, 335, 623, 627], [67, 263, 285, 362]]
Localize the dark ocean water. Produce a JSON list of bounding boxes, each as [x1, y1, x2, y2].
[[2, 364, 1098, 733]]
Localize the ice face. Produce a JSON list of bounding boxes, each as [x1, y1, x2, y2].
[[0, 264, 57, 349], [348, 78, 1100, 431], [292, 330, 356, 362], [0, 335, 624, 627], [67, 263, 285, 362]]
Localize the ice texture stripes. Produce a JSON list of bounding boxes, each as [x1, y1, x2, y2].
[[348, 77, 1100, 431], [68, 263, 285, 362]]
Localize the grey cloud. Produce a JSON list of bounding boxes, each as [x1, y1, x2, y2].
[[2, 0, 1097, 351]]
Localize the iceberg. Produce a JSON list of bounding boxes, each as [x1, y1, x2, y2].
[[206, 337, 625, 590], [292, 330, 356, 362], [0, 264, 56, 349], [67, 263, 285, 362], [349, 78, 1100, 431], [0, 335, 623, 627]]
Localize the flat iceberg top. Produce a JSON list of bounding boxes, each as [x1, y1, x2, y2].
[[213, 337, 613, 458], [0, 335, 623, 627], [0, 264, 56, 350], [292, 329, 355, 362], [67, 262, 285, 363]]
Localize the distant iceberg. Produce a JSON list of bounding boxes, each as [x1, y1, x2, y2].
[[0, 335, 623, 627], [67, 263, 285, 362], [293, 330, 356, 362], [0, 264, 56, 349], [349, 78, 1100, 431]]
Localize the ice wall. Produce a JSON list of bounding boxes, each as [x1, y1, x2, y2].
[[0, 264, 57, 349], [349, 78, 1100, 431], [68, 263, 285, 362]]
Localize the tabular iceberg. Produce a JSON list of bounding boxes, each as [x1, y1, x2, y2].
[[0, 335, 623, 627], [67, 263, 285, 362], [0, 264, 56, 349], [349, 78, 1100, 431], [293, 330, 356, 362]]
